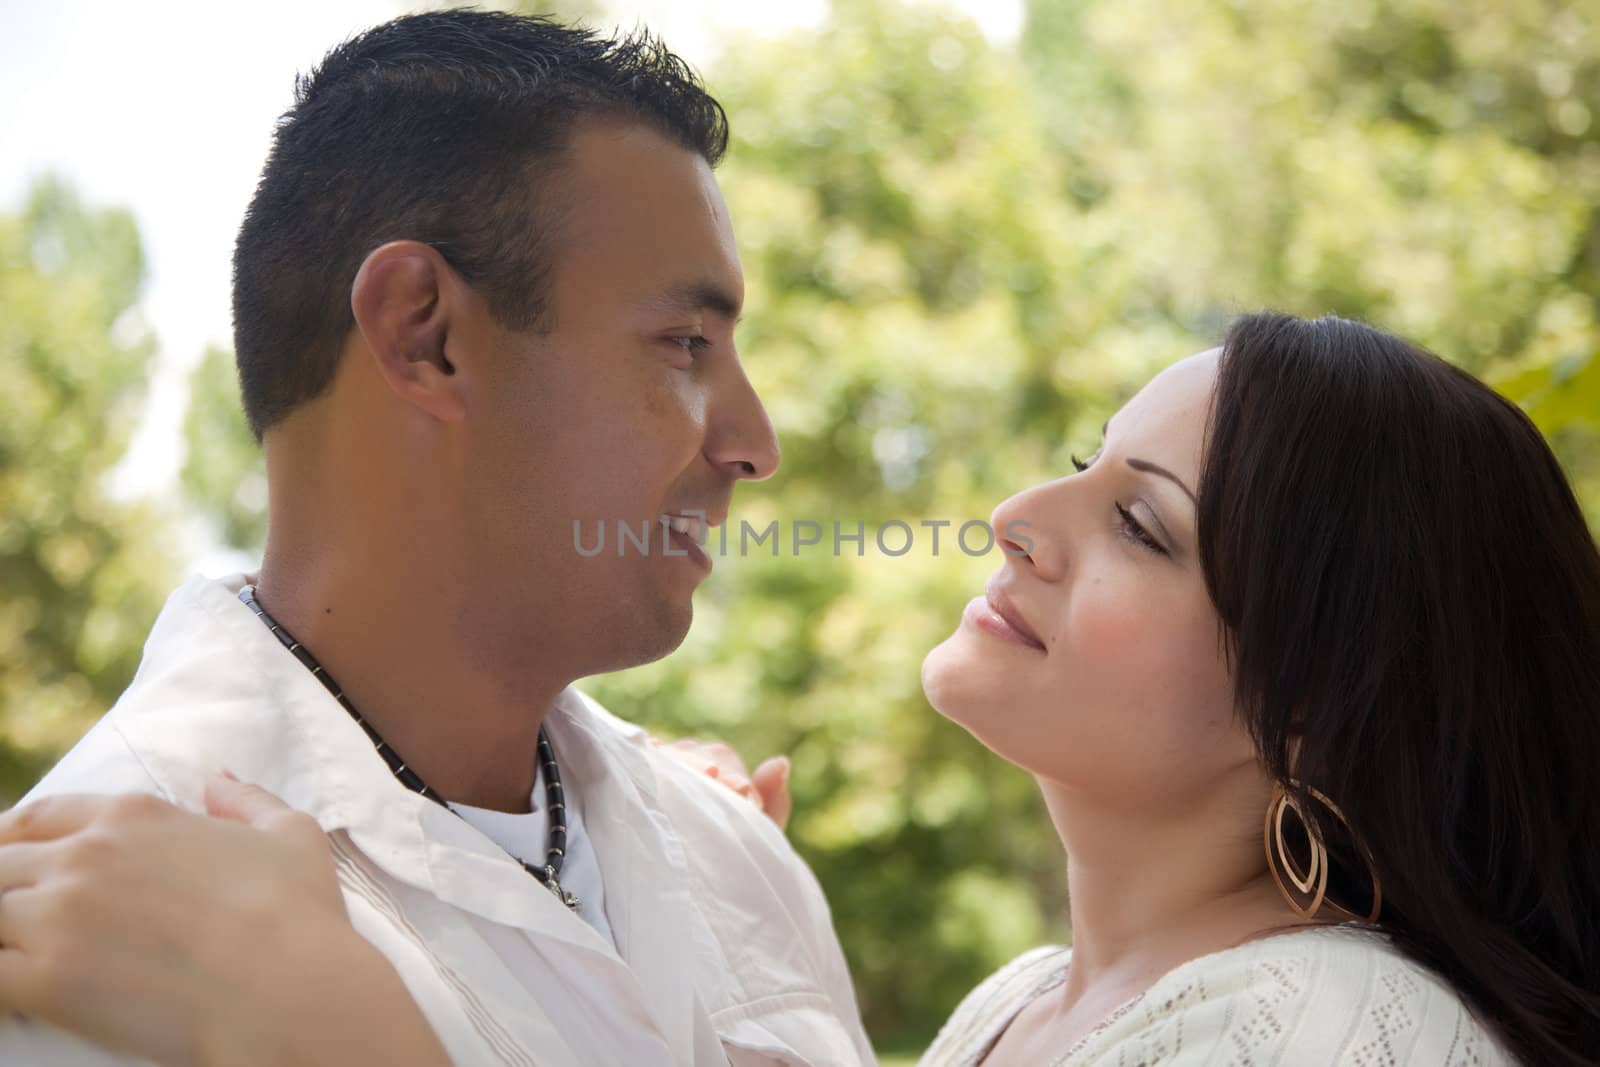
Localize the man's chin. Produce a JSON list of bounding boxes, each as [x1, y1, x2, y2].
[[598, 600, 695, 673]]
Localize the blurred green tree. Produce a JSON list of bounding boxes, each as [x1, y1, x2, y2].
[[0, 179, 175, 804], [182, 344, 267, 551], [1020, 0, 1600, 519]]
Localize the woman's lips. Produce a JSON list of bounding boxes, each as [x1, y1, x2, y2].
[[963, 586, 1046, 652]]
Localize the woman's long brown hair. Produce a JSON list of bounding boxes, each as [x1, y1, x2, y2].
[[1198, 312, 1600, 1064]]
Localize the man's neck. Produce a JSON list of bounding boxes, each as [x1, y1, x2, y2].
[[253, 554, 569, 813]]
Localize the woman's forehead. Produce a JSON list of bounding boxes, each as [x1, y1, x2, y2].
[[1110, 348, 1220, 451]]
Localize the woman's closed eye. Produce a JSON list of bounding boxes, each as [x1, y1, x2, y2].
[[1115, 502, 1168, 555], [1071, 452, 1170, 557]]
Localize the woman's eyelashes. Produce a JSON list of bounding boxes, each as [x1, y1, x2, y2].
[[1115, 502, 1168, 556], [1070, 451, 1170, 556]]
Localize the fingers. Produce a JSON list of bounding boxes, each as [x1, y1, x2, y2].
[[202, 776, 339, 913], [663, 739, 751, 778], [752, 756, 789, 784], [0, 846, 56, 960], [0, 841, 54, 895], [751, 757, 793, 831], [203, 772, 296, 829], [0, 795, 123, 846], [0, 884, 49, 960], [0, 943, 27, 997], [702, 741, 748, 778], [0, 942, 47, 1019], [657, 739, 790, 823]]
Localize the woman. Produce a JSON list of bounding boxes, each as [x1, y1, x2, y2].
[[917, 312, 1599, 1064], [2, 312, 1596, 1064]]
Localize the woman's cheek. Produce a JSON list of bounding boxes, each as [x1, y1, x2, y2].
[[1066, 577, 1155, 668]]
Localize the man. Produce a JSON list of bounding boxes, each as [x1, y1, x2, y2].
[[0, 11, 871, 1065]]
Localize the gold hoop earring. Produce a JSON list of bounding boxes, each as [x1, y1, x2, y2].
[[1264, 781, 1383, 924]]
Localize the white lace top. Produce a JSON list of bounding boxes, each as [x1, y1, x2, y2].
[[920, 925, 1516, 1066]]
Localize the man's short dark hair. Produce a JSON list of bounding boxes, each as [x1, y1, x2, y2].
[[231, 9, 729, 439]]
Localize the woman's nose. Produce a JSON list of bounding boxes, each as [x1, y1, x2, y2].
[[991, 479, 1067, 580]]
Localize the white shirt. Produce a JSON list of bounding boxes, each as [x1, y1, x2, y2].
[[0, 574, 874, 1067], [448, 761, 615, 945], [920, 926, 1515, 1066]]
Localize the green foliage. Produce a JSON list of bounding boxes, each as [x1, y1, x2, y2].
[[182, 344, 267, 551], [0, 179, 175, 804], [1018, 0, 1600, 517]]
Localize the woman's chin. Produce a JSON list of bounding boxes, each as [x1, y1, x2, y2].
[[921, 631, 989, 724]]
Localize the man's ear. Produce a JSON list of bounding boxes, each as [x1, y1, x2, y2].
[[349, 241, 469, 423]]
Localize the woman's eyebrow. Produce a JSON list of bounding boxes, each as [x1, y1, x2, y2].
[[1126, 458, 1196, 505], [1102, 416, 1196, 505]]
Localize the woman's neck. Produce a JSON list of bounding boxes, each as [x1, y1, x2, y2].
[[1037, 775, 1306, 1003]]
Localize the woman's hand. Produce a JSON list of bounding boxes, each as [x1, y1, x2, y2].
[[0, 776, 450, 1067], [655, 739, 793, 830]]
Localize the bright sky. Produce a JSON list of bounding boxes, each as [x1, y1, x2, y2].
[[1, 0, 1022, 503]]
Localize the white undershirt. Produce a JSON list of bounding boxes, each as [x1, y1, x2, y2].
[[448, 759, 615, 945]]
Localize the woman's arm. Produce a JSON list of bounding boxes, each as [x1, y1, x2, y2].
[[0, 743, 788, 1067], [0, 776, 451, 1067]]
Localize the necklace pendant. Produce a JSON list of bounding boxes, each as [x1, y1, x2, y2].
[[542, 865, 581, 912]]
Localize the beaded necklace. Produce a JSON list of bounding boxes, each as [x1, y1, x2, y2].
[[238, 586, 579, 911]]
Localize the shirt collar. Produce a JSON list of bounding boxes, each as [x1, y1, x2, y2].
[[109, 575, 553, 921], [110, 573, 422, 836]]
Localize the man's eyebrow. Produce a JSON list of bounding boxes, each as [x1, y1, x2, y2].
[[649, 281, 743, 324], [1127, 458, 1196, 505]]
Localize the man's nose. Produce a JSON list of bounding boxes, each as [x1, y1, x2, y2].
[[706, 360, 780, 481]]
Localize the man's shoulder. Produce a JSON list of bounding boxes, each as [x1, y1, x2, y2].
[[560, 690, 873, 1061], [22, 571, 299, 811], [20, 714, 165, 806], [563, 689, 804, 872], [559, 688, 834, 936]]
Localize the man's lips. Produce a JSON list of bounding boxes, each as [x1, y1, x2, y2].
[[660, 510, 728, 543], [661, 511, 719, 571]]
